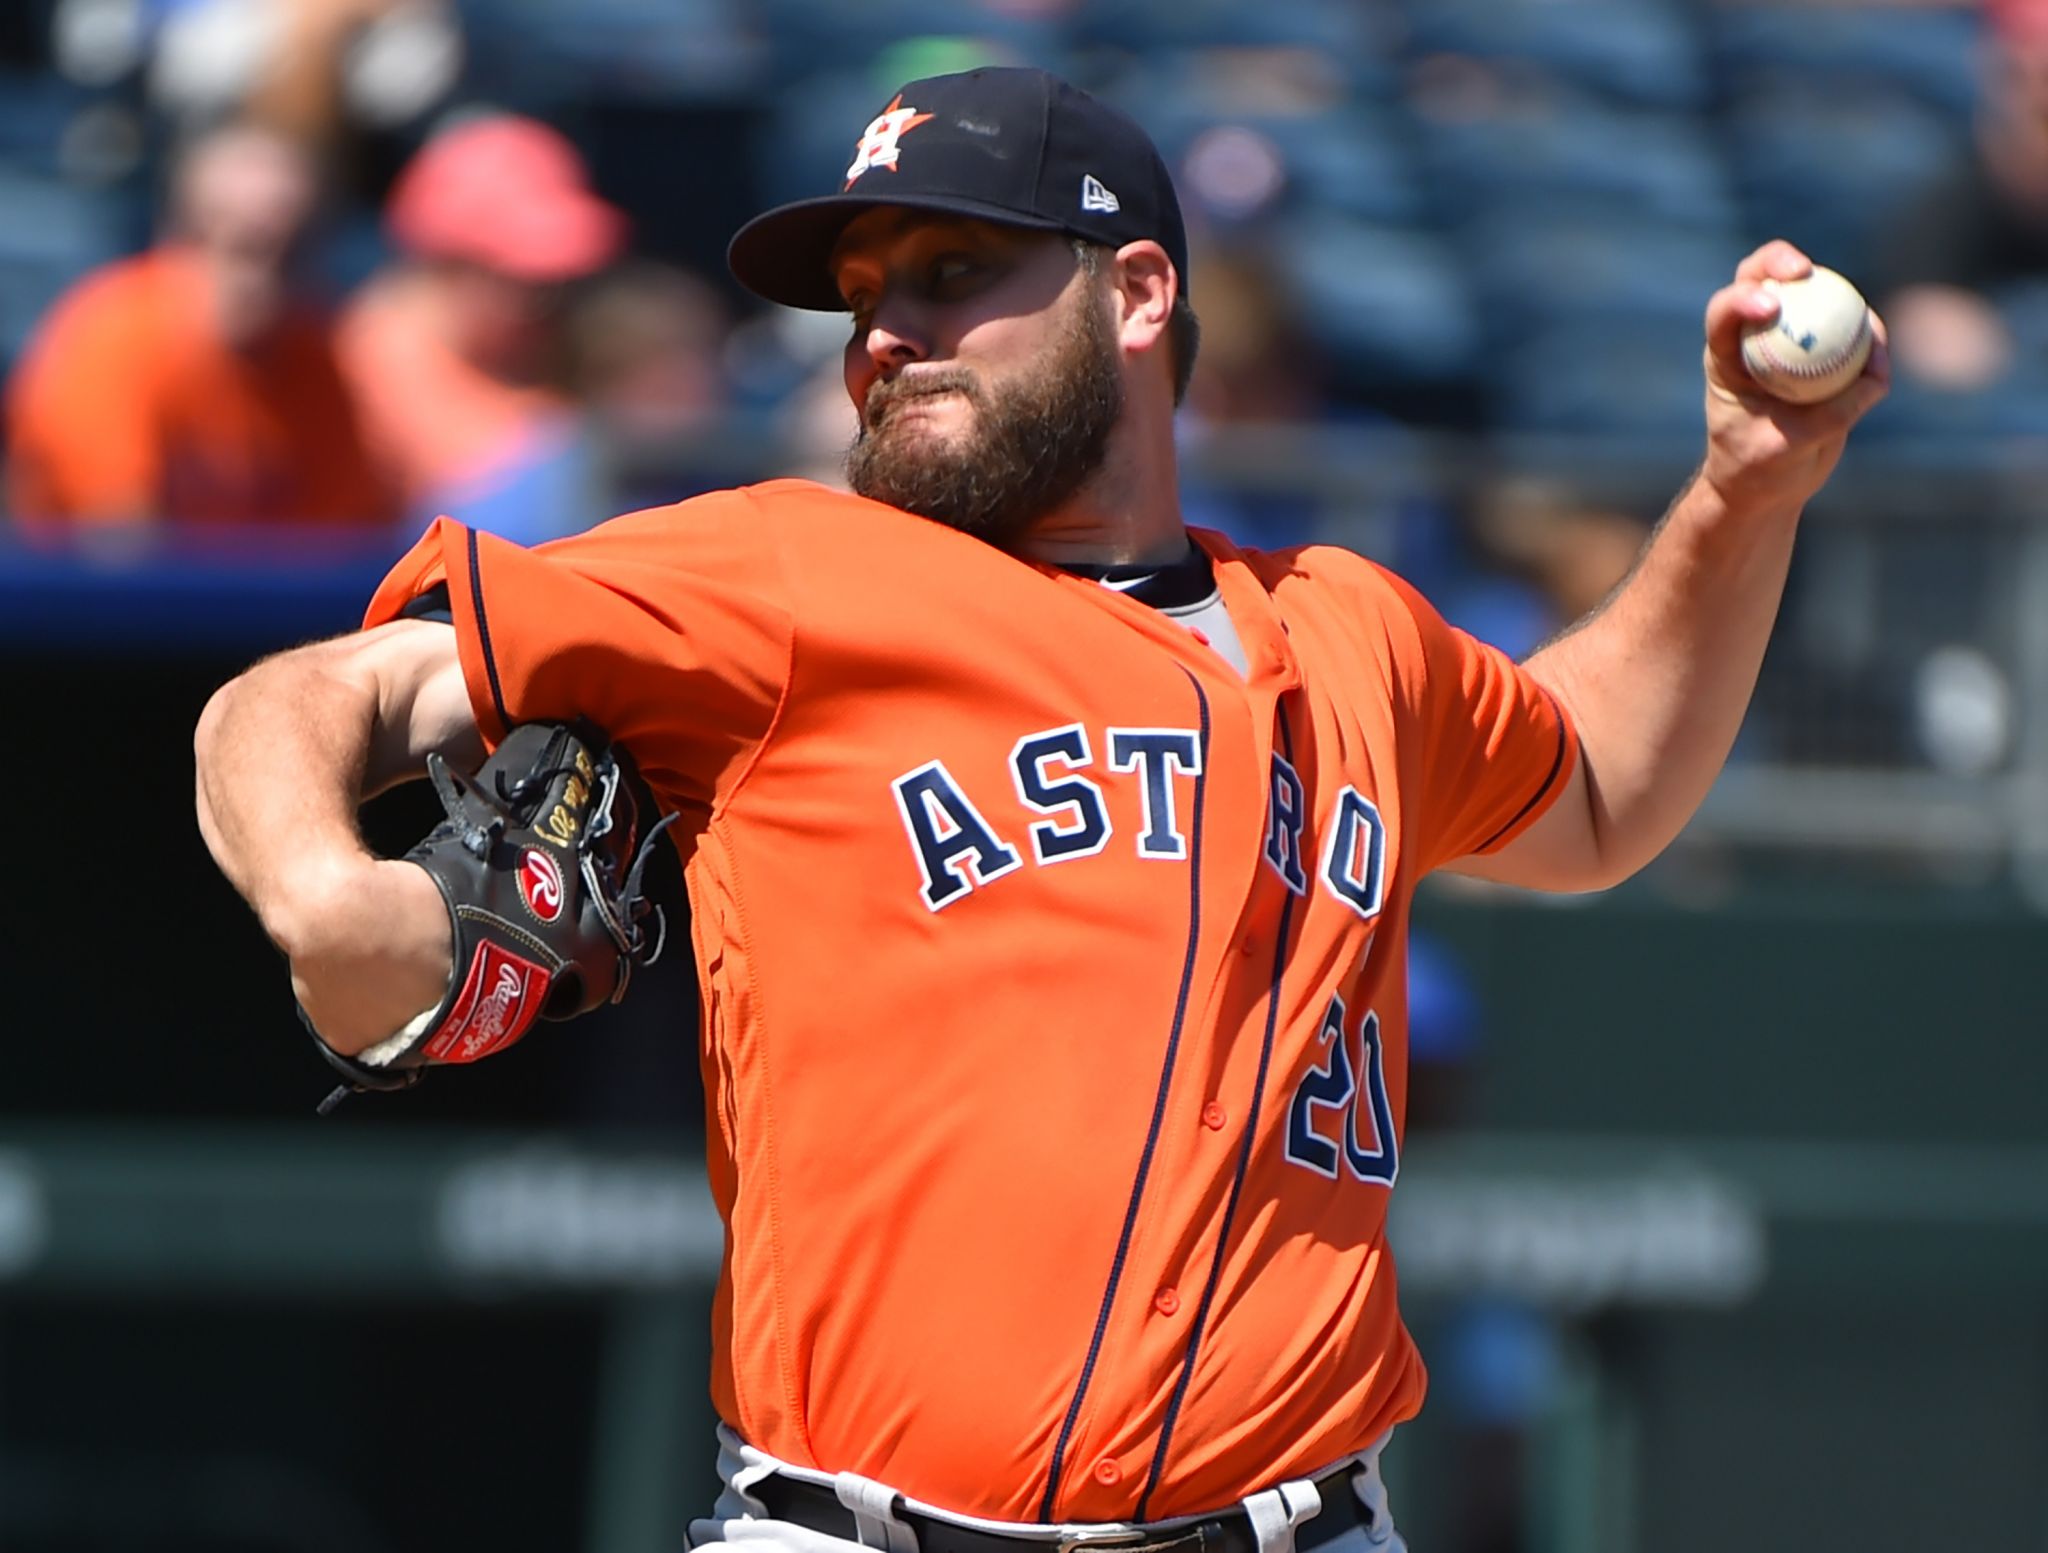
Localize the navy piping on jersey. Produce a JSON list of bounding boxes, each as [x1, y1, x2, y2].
[[1135, 704, 1301, 1519], [1474, 686, 1570, 854], [1038, 671, 1212, 1522], [466, 527, 510, 731]]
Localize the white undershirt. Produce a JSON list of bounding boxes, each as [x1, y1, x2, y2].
[[1099, 574, 1250, 679]]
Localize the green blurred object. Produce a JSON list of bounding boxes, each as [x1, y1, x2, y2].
[[871, 36, 1020, 92], [2, 1116, 2046, 1552]]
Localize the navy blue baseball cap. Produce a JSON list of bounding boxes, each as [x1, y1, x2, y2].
[[728, 67, 1190, 311]]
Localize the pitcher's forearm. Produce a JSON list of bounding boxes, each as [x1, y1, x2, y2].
[[194, 648, 380, 953], [1526, 474, 1800, 880]]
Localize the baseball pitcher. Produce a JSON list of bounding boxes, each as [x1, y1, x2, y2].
[[195, 66, 1886, 1553]]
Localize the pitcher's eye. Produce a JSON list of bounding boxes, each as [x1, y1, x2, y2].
[[927, 254, 987, 298]]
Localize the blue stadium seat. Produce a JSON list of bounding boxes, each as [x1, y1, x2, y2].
[[0, 68, 94, 177], [1070, 0, 1390, 66], [1860, 368, 2048, 445], [1266, 214, 1483, 392], [1264, 108, 1425, 226], [1990, 278, 2048, 364], [1114, 70, 1425, 228], [1412, 90, 1738, 234], [1707, 5, 1985, 122], [1487, 312, 1705, 435], [1398, 0, 1710, 112], [1458, 211, 1745, 348], [457, 0, 769, 102], [0, 170, 130, 368], [1723, 81, 1968, 283]]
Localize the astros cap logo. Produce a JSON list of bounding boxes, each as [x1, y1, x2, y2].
[[845, 95, 935, 188], [730, 67, 1194, 313]]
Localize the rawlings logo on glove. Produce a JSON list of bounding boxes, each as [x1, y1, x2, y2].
[[305, 720, 674, 1111]]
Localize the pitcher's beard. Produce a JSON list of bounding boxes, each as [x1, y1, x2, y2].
[[847, 294, 1124, 549]]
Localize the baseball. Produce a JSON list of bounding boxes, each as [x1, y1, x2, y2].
[[1740, 266, 1874, 404]]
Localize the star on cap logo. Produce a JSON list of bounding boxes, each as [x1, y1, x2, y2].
[[846, 95, 936, 188]]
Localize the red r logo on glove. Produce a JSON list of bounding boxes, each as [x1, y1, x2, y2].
[[518, 847, 564, 923]]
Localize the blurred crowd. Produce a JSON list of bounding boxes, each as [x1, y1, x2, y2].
[[0, 0, 2036, 746]]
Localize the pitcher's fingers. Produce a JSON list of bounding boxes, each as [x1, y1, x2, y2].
[[1707, 242, 1817, 382], [1734, 239, 1813, 287], [1835, 310, 1891, 421], [1703, 279, 1780, 388]]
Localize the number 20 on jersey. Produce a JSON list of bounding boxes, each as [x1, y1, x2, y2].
[[1285, 994, 1399, 1186]]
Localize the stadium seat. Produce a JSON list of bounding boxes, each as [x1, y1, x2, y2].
[[1398, 0, 1710, 112], [458, 0, 769, 102], [1989, 279, 2048, 370], [0, 68, 94, 178], [1410, 88, 1738, 234], [1069, 0, 1389, 64], [1115, 71, 1426, 228], [1706, 4, 1985, 123], [1266, 214, 1484, 393], [1487, 312, 1705, 436], [1722, 80, 1970, 285], [1861, 369, 2048, 445], [1458, 210, 1745, 346], [0, 169, 129, 368]]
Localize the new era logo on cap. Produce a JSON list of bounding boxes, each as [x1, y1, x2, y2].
[[1080, 175, 1120, 214]]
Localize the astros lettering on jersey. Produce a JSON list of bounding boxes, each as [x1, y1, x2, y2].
[[365, 478, 1577, 1524]]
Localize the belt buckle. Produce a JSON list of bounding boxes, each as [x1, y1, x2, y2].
[[1061, 1523, 1215, 1553], [1056, 1530, 1154, 1553]]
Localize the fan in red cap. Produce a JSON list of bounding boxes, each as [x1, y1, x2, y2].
[[336, 113, 629, 538], [1986, 0, 2048, 47], [384, 114, 626, 283]]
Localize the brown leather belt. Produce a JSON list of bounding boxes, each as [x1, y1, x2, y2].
[[748, 1466, 1378, 1553]]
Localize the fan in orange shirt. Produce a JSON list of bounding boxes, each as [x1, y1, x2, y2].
[[4, 121, 392, 531]]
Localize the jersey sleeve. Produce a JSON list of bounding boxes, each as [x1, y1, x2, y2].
[[363, 488, 792, 812], [1378, 568, 1579, 875]]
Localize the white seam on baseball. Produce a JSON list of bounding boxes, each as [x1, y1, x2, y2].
[[1753, 314, 1870, 377]]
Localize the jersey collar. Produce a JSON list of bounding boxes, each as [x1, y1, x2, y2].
[[1056, 544, 1217, 610]]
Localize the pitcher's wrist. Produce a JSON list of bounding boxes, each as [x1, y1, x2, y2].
[[259, 849, 382, 961]]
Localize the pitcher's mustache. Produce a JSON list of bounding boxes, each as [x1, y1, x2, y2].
[[866, 371, 983, 427]]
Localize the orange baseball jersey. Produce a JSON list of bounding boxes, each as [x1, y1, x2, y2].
[[364, 478, 1577, 1523]]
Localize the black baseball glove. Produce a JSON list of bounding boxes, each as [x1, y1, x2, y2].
[[308, 720, 673, 1112]]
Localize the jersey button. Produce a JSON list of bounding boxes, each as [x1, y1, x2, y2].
[[1202, 1102, 1228, 1131], [1240, 937, 1257, 957], [1093, 1458, 1122, 1486], [1154, 1287, 1181, 1316]]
